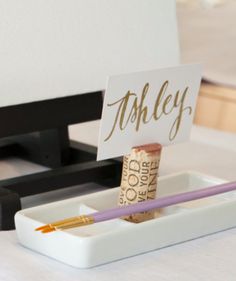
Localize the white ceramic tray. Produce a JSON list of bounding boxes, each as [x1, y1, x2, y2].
[[15, 171, 236, 268]]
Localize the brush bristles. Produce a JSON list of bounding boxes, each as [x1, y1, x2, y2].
[[35, 225, 50, 231], [42, 227, 56, 233], [35, 215, 94, 234]]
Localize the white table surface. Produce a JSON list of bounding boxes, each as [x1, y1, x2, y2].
[[1, 123, 236, 281]]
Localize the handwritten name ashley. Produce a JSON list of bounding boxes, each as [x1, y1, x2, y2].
[[104, 81, 192, 142]]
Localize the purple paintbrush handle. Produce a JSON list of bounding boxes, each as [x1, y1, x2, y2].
[[93, 181, 236, 223]]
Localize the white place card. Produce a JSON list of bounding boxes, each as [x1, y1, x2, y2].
[[97, 64, 202, 160]]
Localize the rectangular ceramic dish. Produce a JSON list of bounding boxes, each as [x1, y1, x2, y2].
[[15, 171, 236, 268]]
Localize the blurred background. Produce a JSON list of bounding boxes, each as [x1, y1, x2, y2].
[[177, 0, 236, 133]]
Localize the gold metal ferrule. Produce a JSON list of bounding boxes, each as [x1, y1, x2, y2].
[[38, 215, 95, 233], [55, 215, 94, 230]]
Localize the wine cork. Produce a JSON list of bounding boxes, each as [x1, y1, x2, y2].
[[118, 143, 162, 223]]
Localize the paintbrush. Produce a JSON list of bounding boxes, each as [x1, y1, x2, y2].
[[36, 180, 236, 233]]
